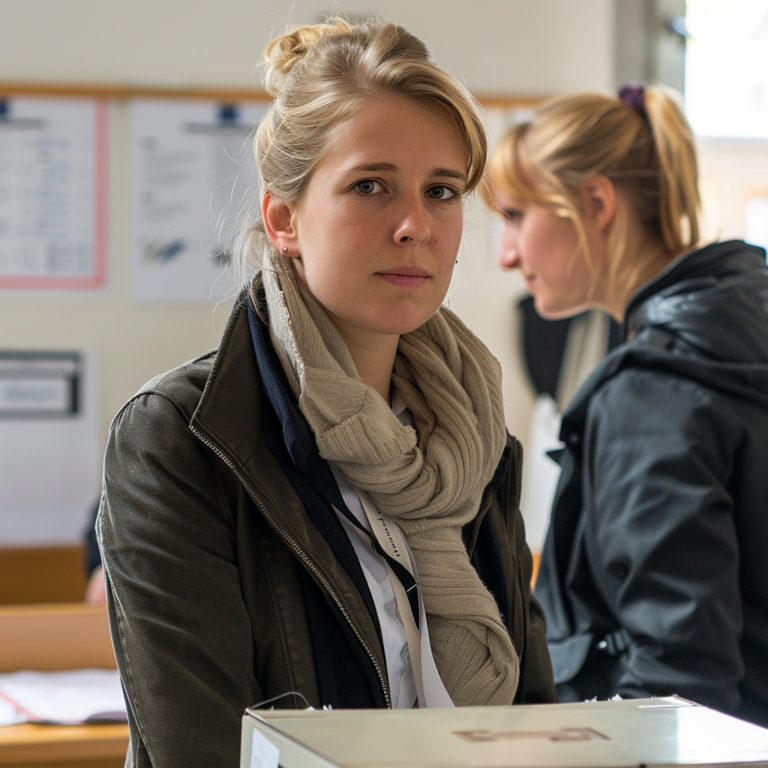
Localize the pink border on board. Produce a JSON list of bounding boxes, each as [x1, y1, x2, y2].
[[0, 98, 109, 291]]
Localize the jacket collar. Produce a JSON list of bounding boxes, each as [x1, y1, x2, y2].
[[189, 287, 321, 473], [189, 298, 265, 470], [561, 240, 768, 439]]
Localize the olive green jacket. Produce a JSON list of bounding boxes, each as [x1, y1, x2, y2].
[[98, 301, 555, 768]]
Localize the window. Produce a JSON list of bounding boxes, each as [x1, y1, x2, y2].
[[686, 0, 768, 138]]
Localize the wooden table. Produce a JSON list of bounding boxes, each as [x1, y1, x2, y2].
[[0, 604, 129, 768], [0, 547, 87, 605], [0, 723, 128, 768]]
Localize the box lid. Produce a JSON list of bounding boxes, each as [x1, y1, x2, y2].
[[246, 697, 768, 768]]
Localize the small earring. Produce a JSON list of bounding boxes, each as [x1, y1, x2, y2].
[[455, 258, 459, 265], [282, 247, 289, 254]]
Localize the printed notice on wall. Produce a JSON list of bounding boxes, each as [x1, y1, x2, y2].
[[0, 349, 100, 545], [0, 97, 108, 291], [130, 99, 268, 302]]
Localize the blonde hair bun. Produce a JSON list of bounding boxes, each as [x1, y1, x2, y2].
[[263, 18, 354, 96]]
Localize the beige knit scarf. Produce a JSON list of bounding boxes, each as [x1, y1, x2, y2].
[[262, 255, 519, 706]]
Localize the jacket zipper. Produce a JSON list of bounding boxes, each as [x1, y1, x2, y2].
[[189, 424, 392, 708]]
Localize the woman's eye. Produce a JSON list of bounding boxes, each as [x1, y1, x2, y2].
[[503, 209, 523, 221], [426, 185, 457, 200], [354, 180, 383, 195]]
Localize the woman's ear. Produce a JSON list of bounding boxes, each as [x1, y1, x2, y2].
[[580, 175, 617, 233], [261, 191, 300, 256]]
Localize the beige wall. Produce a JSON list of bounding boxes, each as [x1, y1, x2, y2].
[[0, 0, 615, 470]]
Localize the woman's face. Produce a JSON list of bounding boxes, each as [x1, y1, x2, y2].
[[286, 98, 467, 344], [494, 189, 597, 318]]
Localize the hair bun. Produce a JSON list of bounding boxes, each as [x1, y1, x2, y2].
[[263, 18, 354, 96]]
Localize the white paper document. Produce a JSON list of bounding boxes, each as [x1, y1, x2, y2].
[[0, 97, 108, 291], [0, 668, 126, 726], [130, 99, 268, 302]]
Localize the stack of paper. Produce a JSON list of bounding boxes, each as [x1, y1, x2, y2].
[[0, 669, 127, 726]]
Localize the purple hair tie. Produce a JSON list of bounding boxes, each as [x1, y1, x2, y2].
[[618, 83, 646, 113]]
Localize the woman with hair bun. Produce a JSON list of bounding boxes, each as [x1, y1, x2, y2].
[[98, 18, 555, 768], [487, 85, 768, 725]]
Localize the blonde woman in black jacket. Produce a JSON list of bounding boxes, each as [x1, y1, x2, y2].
[[98, 18, 555, 768], [487, 85, 768, 727]]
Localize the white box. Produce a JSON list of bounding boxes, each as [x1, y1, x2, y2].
[[241, 697, 768, 768]]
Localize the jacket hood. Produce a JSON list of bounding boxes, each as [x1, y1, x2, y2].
[[627, 240, 768, 365], [564, 241, 768, 427]]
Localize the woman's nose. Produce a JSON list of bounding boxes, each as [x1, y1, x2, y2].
[[393, 197, 430, 245], [498, 247, 521, 270], [498, 227, 521, 270]]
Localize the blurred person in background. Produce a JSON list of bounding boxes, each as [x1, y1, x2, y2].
[[515, 295, 620, 558], [84, 500, 106, 606], [487, 85, 768, 726]]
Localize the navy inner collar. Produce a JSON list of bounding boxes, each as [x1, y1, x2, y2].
[[247, 302, 315, 470]]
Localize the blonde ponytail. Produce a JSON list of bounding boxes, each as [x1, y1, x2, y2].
[[643, 86, 700, 252]]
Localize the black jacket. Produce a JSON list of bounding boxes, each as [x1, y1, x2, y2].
[[534, 240, 768, 727], [99, 296, 555, 768]]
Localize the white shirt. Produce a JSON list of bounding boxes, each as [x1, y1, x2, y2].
[[330, 393, 421, 708]]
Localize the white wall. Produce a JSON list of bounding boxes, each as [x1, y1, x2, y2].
[[698, 138, 768, 245], [0, 0, 614, 94], [0, 1, 615, 518]]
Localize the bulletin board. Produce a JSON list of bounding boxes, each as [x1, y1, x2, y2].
[[0, 81, 543, 553], [0, 82, 543, 300]]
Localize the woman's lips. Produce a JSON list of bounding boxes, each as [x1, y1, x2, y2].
[[377, 267, 430, 288]]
